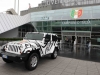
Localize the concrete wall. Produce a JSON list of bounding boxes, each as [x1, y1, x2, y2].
[[20, 5, 52, 16], [0, 27, 18, 38], [6, 8, 18, 15], [20, 3, 100, 16]]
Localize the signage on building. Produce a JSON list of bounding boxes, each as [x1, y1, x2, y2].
[[62, 21, 91, 25], [42, 0, 66, 5], [41, 16, 49, 20], [70, 9, 83, 19], [41, 0, 100, 7]]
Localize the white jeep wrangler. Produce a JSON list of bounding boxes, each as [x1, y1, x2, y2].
[[0, 32, 59, 71]]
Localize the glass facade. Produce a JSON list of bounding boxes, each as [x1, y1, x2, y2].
[[18, 24, 34, 37], [30, 5, 100, 45]]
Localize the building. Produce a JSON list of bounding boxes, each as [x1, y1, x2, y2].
[[0, 9, 34, 38], [6, 8, 18, 15], [1, 0, 100, 48], [21, 0, 100, 15]]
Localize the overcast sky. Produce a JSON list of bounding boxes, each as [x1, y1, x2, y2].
[[0, 0, 43, 13]]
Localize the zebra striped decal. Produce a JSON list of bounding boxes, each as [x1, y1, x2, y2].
[[8, 45, 20, 52]]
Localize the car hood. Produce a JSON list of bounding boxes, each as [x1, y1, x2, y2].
[[8, 40, 42, 46], [8, 40, 29, 45]]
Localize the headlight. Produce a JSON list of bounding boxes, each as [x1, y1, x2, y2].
[[19, 45, 23, 54], [1, 44, 8, 50], [25, 44, 31, 48]]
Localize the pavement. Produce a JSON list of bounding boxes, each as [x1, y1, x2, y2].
[[0, 56, 100, 75]]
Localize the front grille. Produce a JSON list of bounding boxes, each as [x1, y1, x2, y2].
[[8, 45, 20, 52]]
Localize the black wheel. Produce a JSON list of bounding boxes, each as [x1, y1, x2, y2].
[[25, 53, 39, 71], [2, 58, 13, 63], [51, 49, 58, 59]]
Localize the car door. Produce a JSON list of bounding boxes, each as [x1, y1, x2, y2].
[[43, 34, 52, 54], [50, 35, 58, 53]]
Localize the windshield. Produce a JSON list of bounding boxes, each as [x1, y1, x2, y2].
[[24, 33, 44, 40]]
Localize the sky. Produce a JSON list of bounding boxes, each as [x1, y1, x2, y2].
[[0, 0, 43, 13]]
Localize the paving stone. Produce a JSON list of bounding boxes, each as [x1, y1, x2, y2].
[[0, 56, 100, 75], [0, 72, 9, 75], [76, 69, 87, 74], [61, 72, 74, 75], [50, 67, 64, 73], [66, 66, 77, 70], [46, 71, 61, 75], [30, 70, 47, 75], [75, 72, 87, 75], [88, 71, 99, 75], [63, 68, 76, 74]]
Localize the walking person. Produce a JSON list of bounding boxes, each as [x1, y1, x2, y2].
[[86, 39, 91, 55], [71, 39, 74, 52], [65, 37, 69, 47]]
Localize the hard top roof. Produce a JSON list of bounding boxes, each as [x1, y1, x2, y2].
[[27, 32, 57, 35]]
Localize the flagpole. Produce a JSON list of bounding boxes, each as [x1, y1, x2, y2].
[[14, 0, 16, 11], [29, 3, 31, 9], [18, 0, 19, 15]]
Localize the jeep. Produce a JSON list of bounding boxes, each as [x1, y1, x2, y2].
[[0, 32, 59, 71]]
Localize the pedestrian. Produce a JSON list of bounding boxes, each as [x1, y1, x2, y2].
[[86, 39, 89, 49], [71, 39, 74, 52], [65, 37, 69, 47], [86, 39, 91, 54]]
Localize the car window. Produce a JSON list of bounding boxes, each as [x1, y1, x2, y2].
[[52, 35, 57, 41], [45, 34, 51, 41]]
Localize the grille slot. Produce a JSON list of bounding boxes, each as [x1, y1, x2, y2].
[[8, 45, 20, 52]]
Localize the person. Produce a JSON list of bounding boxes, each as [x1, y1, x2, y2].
[[65, 37, 68, 42], [86, 39, 89, 48], [86, 39, 91, 54], [65, 37, 69, 47], [71, 39, 74, 52], [74, 38, 77, 53]]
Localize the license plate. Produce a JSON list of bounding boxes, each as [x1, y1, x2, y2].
[[2, 55, 7, 59]]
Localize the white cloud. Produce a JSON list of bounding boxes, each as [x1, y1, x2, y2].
[[0, 0, 43, 13]]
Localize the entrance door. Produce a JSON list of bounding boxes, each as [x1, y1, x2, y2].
[[62, 36, 75, 52], [61, 31, 91, 53], [76, 36, 90, 54]]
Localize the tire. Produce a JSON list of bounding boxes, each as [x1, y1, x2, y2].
[[25, 53, 39, 71], [51, 49, 58, 59], [2, 58, 13, 63]]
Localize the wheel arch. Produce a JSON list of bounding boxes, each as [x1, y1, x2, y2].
[[26, 49, 41, 61], [55, 47, 59, 52]]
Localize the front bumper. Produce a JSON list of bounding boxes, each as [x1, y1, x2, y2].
[[0, 50, 28, 62]]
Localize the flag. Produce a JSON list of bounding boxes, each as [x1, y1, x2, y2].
[[71, 9, 83, 19]]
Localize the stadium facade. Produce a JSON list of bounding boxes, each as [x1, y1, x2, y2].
[[1, 0, 100, 46]]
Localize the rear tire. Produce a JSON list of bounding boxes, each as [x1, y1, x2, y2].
[[51, 49, 58, 59], [2, 58, 13, 63], [25, 53, 39, 71]]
